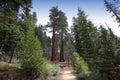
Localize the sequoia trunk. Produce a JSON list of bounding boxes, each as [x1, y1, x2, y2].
[[51, 27, 57, 62], [60, 30, 65, 62]]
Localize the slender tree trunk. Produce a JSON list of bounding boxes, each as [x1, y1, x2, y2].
[[51, 27, 57, 62], [9, 44, 16, 63], [60, 30, 65, 62]]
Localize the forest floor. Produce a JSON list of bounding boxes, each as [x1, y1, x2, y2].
[[53, 62, 77, 80]]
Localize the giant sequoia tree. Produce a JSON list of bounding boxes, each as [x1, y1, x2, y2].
[[48, 6, 59, 62], [48, 6, 68, 62], [58, 11, 68, 62]]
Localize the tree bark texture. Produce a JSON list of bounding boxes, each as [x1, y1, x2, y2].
[[51, 27, 57, 62]]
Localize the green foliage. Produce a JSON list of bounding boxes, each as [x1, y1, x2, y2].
[[35, 61, 60, 80], [73, 8, 120, 80], [35, 25, 51, 58], [48, 62, 60, 76], [72, 52, 90, 75], [0, 23, 22, 44], [19, 23, 60, 79], [0, 0, 32, 63], [42, 61, 60, 76], [0, 1, 61, 80], [95, 26, 120, 79], [19, 26, 44, 79], [0, 23, 22, 62], [64, 33, 75, 61], [73, 8, 99, 71]]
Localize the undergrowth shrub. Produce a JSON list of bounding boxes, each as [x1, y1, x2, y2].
[[72, 52, 91, 79], [19, 27, 60, 80], [47, 62, 60, 76], [36, 61, 60, 80], [72, 52, 110, 80]]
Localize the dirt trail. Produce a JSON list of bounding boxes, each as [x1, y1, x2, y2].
[[55, 62, 77, 80]]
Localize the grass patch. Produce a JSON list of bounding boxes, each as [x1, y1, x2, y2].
[[0, 61, 21, 71]]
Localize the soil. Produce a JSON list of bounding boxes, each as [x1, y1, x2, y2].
[[55, 62, 77, 80]]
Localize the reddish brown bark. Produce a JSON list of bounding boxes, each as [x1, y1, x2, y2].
[[60, 30, 65, 62], [51, 27, 57, 62]]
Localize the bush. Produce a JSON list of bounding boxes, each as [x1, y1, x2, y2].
[[46, 62, 60, 76], [72, 52, 91, 79], [36, 61, 60, 80], [72, 52, 107, 80], [19, 27, 60, 80]]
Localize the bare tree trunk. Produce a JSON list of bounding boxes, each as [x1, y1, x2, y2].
[[51, 27, 57, 62]]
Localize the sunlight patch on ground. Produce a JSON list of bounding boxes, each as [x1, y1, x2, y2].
[[63, 71, 71, 74], [61, 74, 76, 80], [55, 70, 77, 80]]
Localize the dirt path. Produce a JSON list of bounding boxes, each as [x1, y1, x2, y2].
[[55, 62, 77, 80]]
